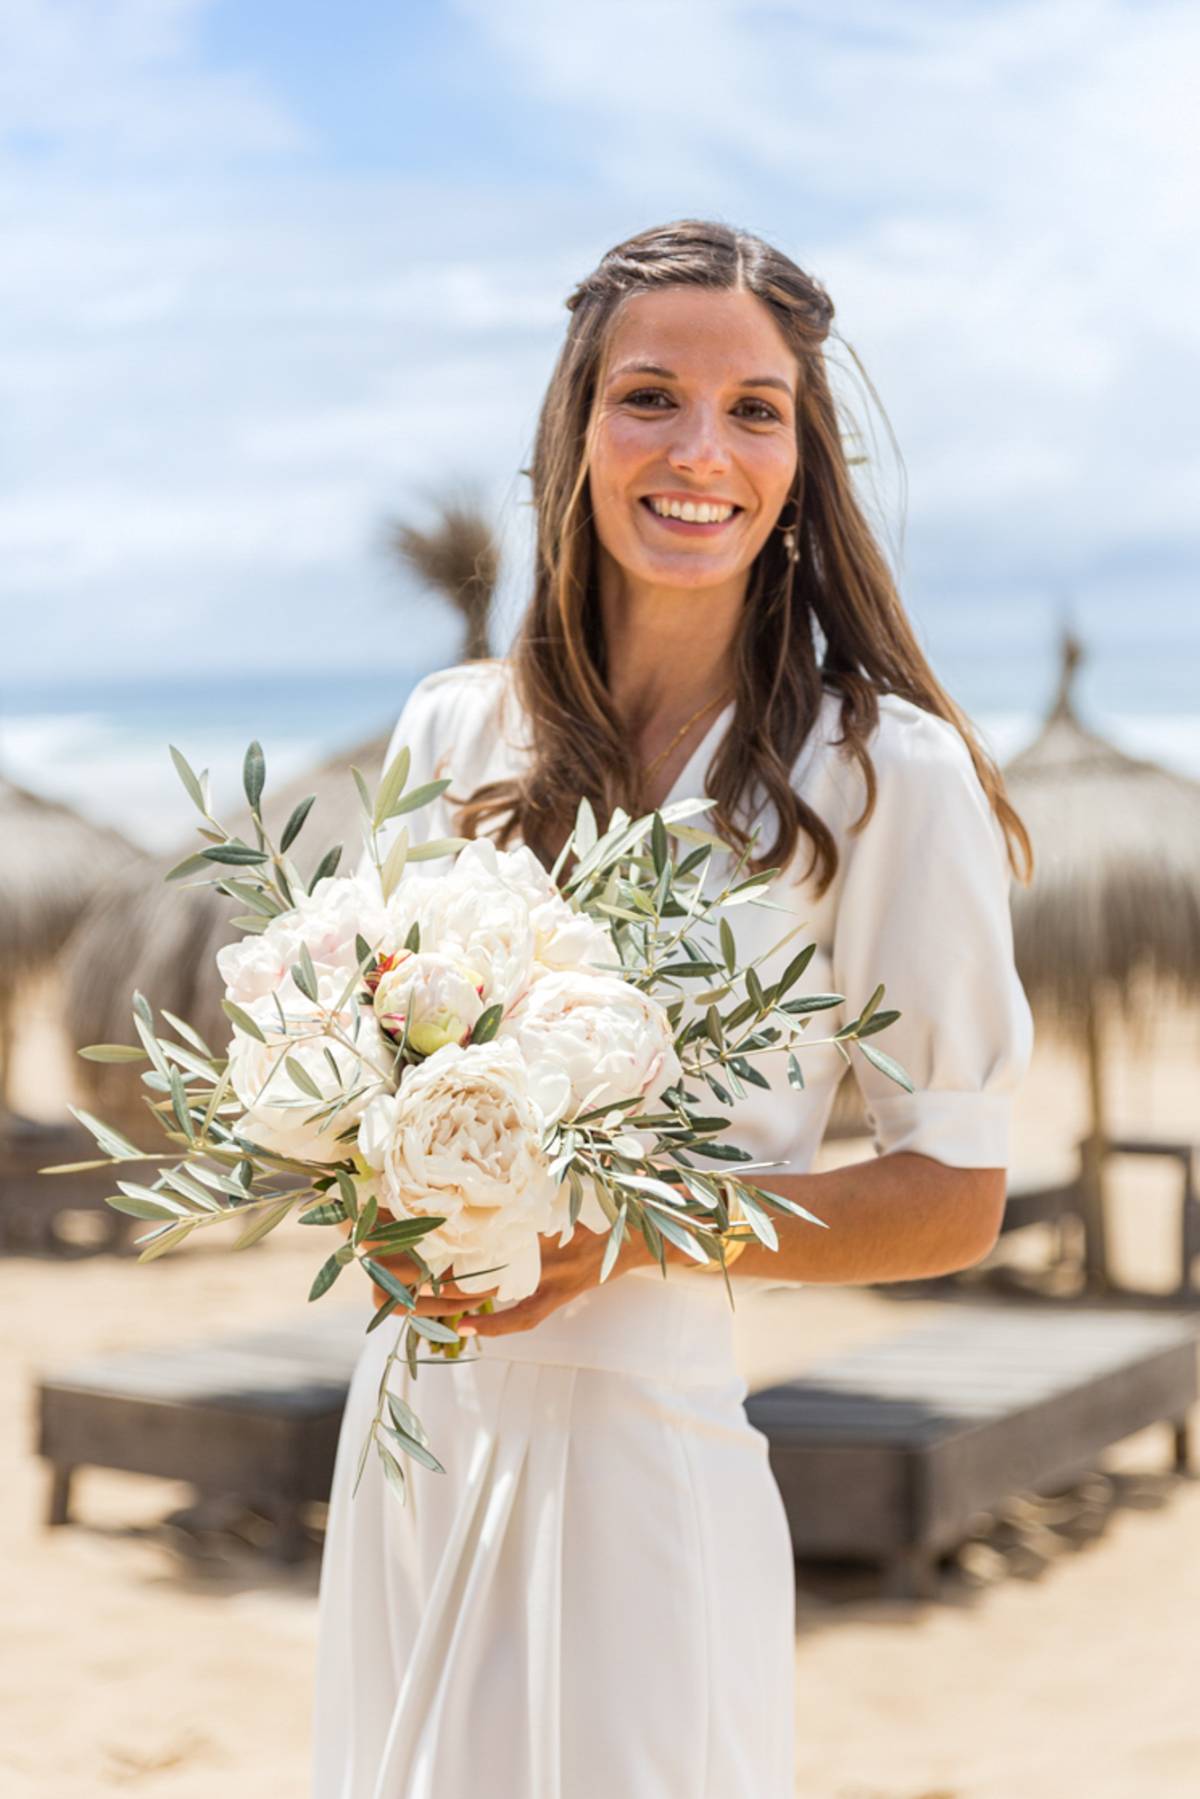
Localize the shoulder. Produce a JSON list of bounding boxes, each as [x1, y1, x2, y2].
[[385, 659, 516, 783], [389, 658, 510, 742], [800, 687, 975, 779], [398, 657, 509, 719], [848, 693, 1006, 874], [795, 688, 994, 845], [867, 692, 979, 784]]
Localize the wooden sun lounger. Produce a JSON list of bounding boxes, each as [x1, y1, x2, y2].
[[998, 1145, 1200, 1296], [34, 1309, 367, 1561], [0, 1118, 142, 1257], [745, 1304, 1199, 1598], [999, 1168, 1086, 1235], [1105, 1137, 1200, 1295], [36, 1296, 1200, 1585]]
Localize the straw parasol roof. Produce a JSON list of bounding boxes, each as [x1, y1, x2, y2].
[[388, 489, 499, 661], [0, 775, 142, 986], [63, 729, 391, 1132], [1003, 628, 1200, 1035], [0, 776, 143, 1115], [1001, 626, 1200, 1286]]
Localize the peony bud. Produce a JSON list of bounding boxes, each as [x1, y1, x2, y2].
[[373, 951, 486, 1055]]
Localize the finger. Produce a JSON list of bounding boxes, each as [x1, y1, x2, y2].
[[368, 1276, 495, 1318], [411, 1295, 494, 1316], [366, 1251, 499, 1307], [367, 1288, 473, 1323], [467, 1301, 545, 1338], [413, 1275, 500, 1303], [367, 1258, 497, 1303]]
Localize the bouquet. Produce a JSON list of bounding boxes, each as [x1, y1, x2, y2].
[[46, 734, 912, 1503]]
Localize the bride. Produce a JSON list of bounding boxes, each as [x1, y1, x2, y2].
[[311, 217, 1034, 1797]]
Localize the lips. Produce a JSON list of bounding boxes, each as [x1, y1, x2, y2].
[[639, 497, 742, 532]]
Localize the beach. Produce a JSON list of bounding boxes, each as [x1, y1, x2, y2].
[[3, 0, 1195, 1788], [2, 976, 1199, 1797]]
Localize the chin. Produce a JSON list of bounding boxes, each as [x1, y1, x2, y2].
[[620, 533, 736, 581], [639, 552, 745, 590]]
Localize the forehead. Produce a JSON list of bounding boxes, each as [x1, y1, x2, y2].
[[603, 286, 799, 388]]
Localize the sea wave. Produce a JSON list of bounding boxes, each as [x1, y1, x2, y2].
[[4, 693, 1200, 854]]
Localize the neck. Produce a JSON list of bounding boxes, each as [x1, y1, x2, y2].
[[597, 550, 744, 728]]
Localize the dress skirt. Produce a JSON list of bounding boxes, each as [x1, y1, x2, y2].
[[311, 1267, 796, 1798]]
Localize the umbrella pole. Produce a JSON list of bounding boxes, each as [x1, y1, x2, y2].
[[0, 990, 12, 1117], [1079, 996, 1111, 1290]]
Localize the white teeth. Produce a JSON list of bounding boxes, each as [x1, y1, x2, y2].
[[647, 497, 735, 523]]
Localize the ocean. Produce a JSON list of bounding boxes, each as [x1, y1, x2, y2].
[[0, 668, 432, 853], [3, 661, 1199, 854]]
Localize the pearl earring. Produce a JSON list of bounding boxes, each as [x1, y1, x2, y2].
[[776, 500, 800, 564]]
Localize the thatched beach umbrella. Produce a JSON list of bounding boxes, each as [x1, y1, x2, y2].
[[0, 776, 142, 1114], [388, 489, 499, 661], [1003, 628, 1200, 1286], [63, 730, 391, 1134]]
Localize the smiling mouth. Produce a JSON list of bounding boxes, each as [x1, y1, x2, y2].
[[639, 497, 743, 533]]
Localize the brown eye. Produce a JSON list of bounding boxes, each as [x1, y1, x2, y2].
[[736, 398, 782, 422], [623, 388, 781, 423]]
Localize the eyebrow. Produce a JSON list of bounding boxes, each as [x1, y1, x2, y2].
[[609, 360, 794, 397]]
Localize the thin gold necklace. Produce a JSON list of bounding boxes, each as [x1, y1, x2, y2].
[[642, 685, 736, 781]]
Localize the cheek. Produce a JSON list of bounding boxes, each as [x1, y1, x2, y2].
[[747, 436, 799, 505], [590, 414, 655, 506]]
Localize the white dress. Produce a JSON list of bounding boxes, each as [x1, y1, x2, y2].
[[311, 661, 1034, 1798]]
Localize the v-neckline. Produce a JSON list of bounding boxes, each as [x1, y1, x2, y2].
[[494, 662, 735, 818], [655, 695, 738, 813]]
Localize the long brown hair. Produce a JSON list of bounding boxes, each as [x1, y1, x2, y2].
[[455, 218, 1033, 895]]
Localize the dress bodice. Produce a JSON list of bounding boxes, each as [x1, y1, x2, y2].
[[372, 657, 1034, 1324]]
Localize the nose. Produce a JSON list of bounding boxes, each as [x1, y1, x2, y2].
[[665, 402, 730, 482]]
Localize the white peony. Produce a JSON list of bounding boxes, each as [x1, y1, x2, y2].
[[227, 982, 392, 1164], [355, 1036, 571, 1302], [217, 869, 386, 1007], [498, 969, 683, 1119], [214, 931, 299, 1007], [381, 855, 536, 1012], [372, 950, 486, 1056], [450, 838, 614, 974]]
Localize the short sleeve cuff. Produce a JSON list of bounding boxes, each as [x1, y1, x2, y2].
[[865, 1091, 1012, 1167]]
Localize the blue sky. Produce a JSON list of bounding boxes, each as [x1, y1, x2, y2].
[[1, 0, 1196, 720]]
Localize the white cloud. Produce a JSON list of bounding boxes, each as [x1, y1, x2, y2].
[[0, 0, 303, 158], [0, 0, 1194, 690], [455, 0, 1200, 578]]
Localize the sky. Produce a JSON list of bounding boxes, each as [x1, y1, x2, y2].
[[1, 0, 1196, 720]]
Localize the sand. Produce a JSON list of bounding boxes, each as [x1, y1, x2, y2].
[[2, 975, 1199, 1798]]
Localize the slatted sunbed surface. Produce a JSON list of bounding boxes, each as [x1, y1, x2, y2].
[[746, 1303, 1199, 1595]]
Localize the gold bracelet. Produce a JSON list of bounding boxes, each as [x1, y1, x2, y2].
[[697, 1235, 749, 1273]]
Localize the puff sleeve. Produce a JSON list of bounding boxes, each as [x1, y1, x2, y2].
[[829, 702, 1034, 1168]]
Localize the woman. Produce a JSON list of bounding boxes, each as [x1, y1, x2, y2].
[[311, 218, 1035, 1798]]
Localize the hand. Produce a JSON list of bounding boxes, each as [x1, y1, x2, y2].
[[344, 1208, 500, 1320], [370, 1266, 499, 1321], [465, 1220, 684, 1340]]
